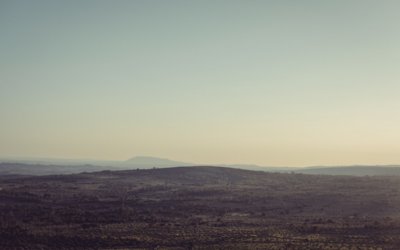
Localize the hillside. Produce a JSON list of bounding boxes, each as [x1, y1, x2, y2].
[[1, 166, 400, 249], [295, 165, 400, 176], [0, 156, 192, 174], [4, 159, 400, 177], [0, 162, 115, 175], [121, 156, 191, 168]]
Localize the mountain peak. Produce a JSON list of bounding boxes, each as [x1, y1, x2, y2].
[[123, 156, 190, 167]]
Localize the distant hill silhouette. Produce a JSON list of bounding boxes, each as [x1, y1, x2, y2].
[[295, 165, 400, 176], [0, 162, 113, 176], [121, 156, 190, 168], [1, 156, 400, 176]]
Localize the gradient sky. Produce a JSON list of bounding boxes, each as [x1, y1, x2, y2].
[[1, 0, 400, 166]]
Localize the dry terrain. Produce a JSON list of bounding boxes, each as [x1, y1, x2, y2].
[[0, 166, 400, 249]]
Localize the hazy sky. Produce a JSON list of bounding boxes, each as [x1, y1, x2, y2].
[[1, 1, 400, 166]]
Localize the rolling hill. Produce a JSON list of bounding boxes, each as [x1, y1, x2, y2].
[[295, 165, 400, 176], [1, 166, 400, 249], [2, 156, 400, 176]]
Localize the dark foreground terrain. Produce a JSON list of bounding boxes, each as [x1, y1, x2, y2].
[[0, 166, 400, 249]]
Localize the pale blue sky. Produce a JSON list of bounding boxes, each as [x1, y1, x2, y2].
[[1, 1, 400, 166]]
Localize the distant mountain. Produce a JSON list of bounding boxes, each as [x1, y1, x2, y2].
[[221, 164, 296, 172], [0, 162, 113, 176], [0, 157, 119, 167], [120, 157, 294, 172], [295, 165, 400, 176], [2, 156, 400, 176], [121, 156, 191, 168], [0, 156, 192, 175], [0, 156, 191, 169]]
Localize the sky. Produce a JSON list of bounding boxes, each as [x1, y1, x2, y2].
[[1, 0, 400, 167]]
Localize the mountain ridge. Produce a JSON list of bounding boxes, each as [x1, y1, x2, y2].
[[1, 156, 400, 176]]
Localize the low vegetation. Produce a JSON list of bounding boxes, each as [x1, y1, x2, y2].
[[0, 166, 399, 249]]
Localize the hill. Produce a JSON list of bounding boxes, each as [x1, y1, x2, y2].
[[295, 165, 400, 176], [2, 157, 400, 176], [1, 166, 400, 249], [0, 162, 115, 175], [0, 156, 191, 175], [121, 156, 191, 168]]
